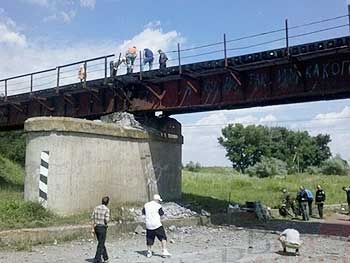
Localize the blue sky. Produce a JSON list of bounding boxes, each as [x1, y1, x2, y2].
[[0, 0, 350, 166]]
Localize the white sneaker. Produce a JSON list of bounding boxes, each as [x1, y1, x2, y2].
[[146, 250, 152, 258], [162, 249, 171, 257]]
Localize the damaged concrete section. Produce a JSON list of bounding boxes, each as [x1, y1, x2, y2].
[[24, 114, 183, 216]]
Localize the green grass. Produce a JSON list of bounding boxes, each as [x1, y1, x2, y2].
[[2, 154, 350, 231], [182, 168, 350, 212]]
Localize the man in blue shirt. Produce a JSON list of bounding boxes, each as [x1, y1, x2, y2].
[[143, 48, 154, 71], [304, 188, 313, 216]]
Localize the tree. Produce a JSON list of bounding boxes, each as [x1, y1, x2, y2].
[[0, 131, 26, 166], [218, 124, 331, 173], [218, 124, 270, 173]]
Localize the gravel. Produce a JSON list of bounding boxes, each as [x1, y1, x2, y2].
[[133, 202, 198, 222], [0, 225, 349, 262]]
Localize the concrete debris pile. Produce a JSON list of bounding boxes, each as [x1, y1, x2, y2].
[[100, 112, 143, 129], [228, 201, 271, 221], [133, 202, 198, 222]]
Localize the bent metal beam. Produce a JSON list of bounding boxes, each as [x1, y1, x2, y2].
[[0, 36, 349, 130]]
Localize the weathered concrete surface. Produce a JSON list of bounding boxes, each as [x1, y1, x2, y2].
[[24, 117, 182, 215]]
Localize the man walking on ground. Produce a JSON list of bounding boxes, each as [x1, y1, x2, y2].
[[142, 194, 171, 258], [304, 187, 314, 216], [278, 228, 302, 256], [91, 196, 110, 263], [315, 185, 326, 219]]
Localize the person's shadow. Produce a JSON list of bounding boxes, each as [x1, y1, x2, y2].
[[275, 251, 298, 257], [85, 259, 94, 262], [135, 250, 166, 258]]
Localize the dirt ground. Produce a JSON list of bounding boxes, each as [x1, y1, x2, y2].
[[0, 225, 349, 263]]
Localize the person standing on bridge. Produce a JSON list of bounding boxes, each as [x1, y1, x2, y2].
[[78, 65, 86, 82], [91, 196, 110, 263], [142, 194, 171, 258], [158, 49, 168, 69], [110, 56, 126, 77], [143, 48, 154, 70], [125, 46, 137, 74]]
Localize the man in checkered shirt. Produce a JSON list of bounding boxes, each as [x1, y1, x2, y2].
[[91, 196, 110, 263]]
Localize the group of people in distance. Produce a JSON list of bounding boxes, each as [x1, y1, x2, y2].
[[110, 46, 168, 76], [281, 185, 326, 220], [90, 194, 170, 263], [78, 47, 168, 83]]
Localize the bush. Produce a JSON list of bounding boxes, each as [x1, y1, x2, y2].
[[320, 155, 350, 176], [246, 156, 287, 178], [185, 161, 202, 172], [305, 166, 321, 175], [0, 200, 55, 229]]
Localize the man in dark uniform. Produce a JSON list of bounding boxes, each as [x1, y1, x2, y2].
[[315, 185, 326, 219], [342, 186, 350, 214], [296, 186, 309, 221]]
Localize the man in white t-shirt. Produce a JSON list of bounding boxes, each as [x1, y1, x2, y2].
[[142, 194, 171, 258], [278, 228, 302, 256]]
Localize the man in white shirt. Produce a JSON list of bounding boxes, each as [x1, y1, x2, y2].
[[278, 228, 302, 256], [142, 194, 171, 258]]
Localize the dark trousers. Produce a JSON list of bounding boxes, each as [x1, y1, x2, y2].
[[160, 63, 166, 69], [308, 200, 313, 216], [300, 201, 309, 221], [94, 225, 108, 263], [317, 202, 324, 219]]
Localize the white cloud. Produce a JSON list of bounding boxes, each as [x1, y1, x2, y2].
[[0, 22, 184, 94], [181, 111, 282, 166], [0, 23, 26, 47], [24, 0, 49, 6], [43, 10, 76, 23], [0, 10, 26, 47], [80, 0, 96, 9], [61, 10, 76, 23]]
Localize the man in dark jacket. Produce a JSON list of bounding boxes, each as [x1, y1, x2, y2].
[[296, 186, 309, 221], [143, 48, 154, 70], [343, 186, 350, 214], [158, 49, 168, 69], [315, 185, 326, 219]]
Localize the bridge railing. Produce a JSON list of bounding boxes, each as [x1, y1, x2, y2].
[[0, 14, 349, 100]]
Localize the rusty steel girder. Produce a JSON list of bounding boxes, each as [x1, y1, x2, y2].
[[0, 37, 350, 130]]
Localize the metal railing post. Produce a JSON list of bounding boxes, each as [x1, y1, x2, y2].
[[177, 43, 182, 74], [30, 74, 33, 94], [285, 19, 289, 56], [115, 53, 122, 77], [4, 80, 7, 101], [56, 66, 60, 94], [84, 61, 87, 89], [348, 4, 350, 34], [104, 56, 107, 82], [139, 50, 143, 80], [224, 33, 228, 67]]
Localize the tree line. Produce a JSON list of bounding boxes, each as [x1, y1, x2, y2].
[[218, 124, 349, 176]]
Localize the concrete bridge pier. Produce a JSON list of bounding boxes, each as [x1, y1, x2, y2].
[[24, 116, 183, 216]]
